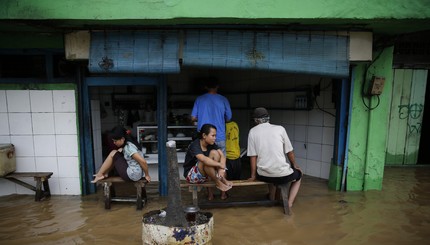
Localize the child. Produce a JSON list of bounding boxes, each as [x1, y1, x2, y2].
[[226, 120, 242, 180]]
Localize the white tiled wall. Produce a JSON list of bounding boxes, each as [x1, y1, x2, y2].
[[0, 90, 81, 196], [225, 73, 336, 179], [284, 86, 335, 179]]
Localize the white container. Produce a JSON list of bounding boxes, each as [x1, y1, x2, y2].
[[0, 144, 16, 177]]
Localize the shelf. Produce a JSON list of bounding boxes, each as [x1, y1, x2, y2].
[[168, 137, 192, 141], [137, 125, 196, 152], [168, 125, 196, 129]]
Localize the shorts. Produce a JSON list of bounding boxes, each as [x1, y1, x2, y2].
[[226, 158, 241, 180], [257, 168, 302, 185], [186, 164, 207, 184]]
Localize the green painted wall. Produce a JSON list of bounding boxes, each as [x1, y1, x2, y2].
[[1, 0, 430, 21], [347, 47, 394, 191], [386, 69, 428, 165]]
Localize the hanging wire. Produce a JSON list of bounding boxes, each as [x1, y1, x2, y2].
[[361, 49, 384, 110]]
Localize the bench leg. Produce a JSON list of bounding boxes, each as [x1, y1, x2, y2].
[[35, 178, 43, 201], [188, 186, 201, 207], [103, 182, 112, 209], [42, 179, 51, 198], [135, 182, 147, 210], [278, 183, 291, 215]]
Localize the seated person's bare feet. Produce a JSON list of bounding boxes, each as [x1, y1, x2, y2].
[[215, 180, 232, 192], [207, 187, 215, 201], [219, 176, 233, 187], [91, 174, 106, 183], [221, 192, 229, 200]]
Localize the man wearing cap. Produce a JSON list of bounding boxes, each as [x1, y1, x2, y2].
[[247, 107, 302, 209]]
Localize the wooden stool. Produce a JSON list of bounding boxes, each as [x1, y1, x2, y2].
[[97, 176, 147, 210]]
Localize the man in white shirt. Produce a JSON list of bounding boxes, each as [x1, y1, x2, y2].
[[247, 107, 302, 209]]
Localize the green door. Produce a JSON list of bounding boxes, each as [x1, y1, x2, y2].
[[386, 69, 428, 165]]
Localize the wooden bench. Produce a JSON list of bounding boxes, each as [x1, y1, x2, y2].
[[96, 176, 148, 210], [180, 180, 291, 215], [3, 172, 53, 201]]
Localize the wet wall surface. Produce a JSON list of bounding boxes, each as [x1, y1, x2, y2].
[[0, 167, 429, 245]]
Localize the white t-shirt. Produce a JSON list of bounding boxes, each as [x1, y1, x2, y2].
[[247, 122, 294, 177]]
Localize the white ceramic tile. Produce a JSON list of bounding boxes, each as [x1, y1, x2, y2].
[[294, 110, 308, 125], [0, 136, 11, 144], [9, 113, 32, 135], [294, 125, 306, 142], [0, 179, 16, 195], [94, 152, 103, 172], [53, 90, 76, 112], [0, 113, 9, 135], [0, 91, 7, 112], [308, 109, 323, 126], [148, 164, 159, 181], [323, 110, 336, 127], [307, 143, 322, 161], [320, 161, 331, 179], [35, 157, 59, 176], [314, 94, 324, 109], [15, 156, 36, 172], [91, 100, 100, 111], [307, 126, 323, 144], [323, 91, 335, 109], [293, 141, 307, 158], [295, 157, 307, 174], [323, 127, 335, 145], [6, 90, 31, 112], [11, 136, 34, 157], [48, 177, 61, 195], [59, 177, 81, 195], [15, 178, 35, 194], [30, 90, 54, 112], [57, 156, 80, 178], [56, 135, 78, 156], [54, 113, 77, 134], [322, 144, 334, 163], [284, 124, 294, 139], [306, 159, 321, 178], [282, 110, 295, 125], [32, 113, 55, 134], [34, 135, 57, 157], [270, 111, 283, 125]]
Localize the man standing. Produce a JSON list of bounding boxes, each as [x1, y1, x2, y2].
[[191, 78, 232, 155], [191, 78, 232, 200], [247, 107, 302, 209]]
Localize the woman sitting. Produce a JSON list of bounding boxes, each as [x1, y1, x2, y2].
[[183, 123, 232, 200], [92, 126, 151, 183]]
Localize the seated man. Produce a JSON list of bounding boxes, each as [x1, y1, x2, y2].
[[247, 107, 302, 209]]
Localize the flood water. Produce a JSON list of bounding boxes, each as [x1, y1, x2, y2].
[[1, 166, 429, 245]]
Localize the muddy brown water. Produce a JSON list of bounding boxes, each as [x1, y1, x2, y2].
[[1, 167, 429, 245]]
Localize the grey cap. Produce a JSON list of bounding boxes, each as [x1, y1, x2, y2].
[[253, 107, 269, 118]]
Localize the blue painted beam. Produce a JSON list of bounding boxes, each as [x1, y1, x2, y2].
[[335, 79, 350, 165]]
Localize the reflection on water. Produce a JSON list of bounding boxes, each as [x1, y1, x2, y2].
[[1, 167, 429, 245]]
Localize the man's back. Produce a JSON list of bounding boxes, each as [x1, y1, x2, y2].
[[191, 92, 232, 141], [247, 122, 293, 177]]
